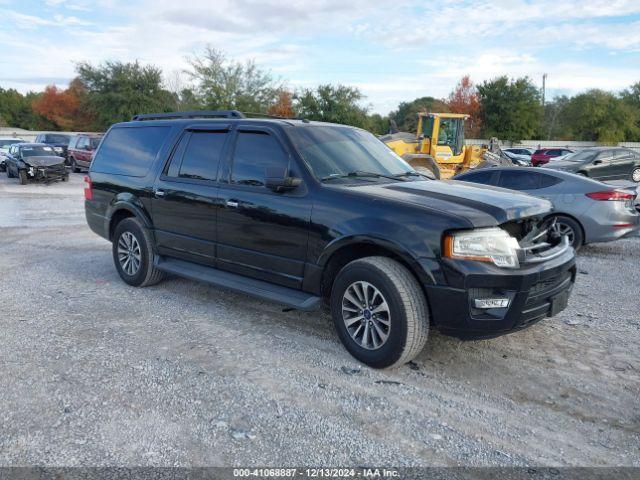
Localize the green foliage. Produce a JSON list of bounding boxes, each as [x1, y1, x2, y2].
[[389, 96, 449, 133], [186, 47, 282, 113], [477, 76, 541, 142], [365, 113, 390, 135], [0, 88, 51, 130], [294, 84, 372, 129], [556, 89, 638, 143], [76, 61, 176, 130]]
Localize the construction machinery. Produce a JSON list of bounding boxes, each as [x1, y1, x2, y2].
[[381, 112, 506, 180]]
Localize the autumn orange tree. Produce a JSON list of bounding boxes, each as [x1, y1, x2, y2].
[[31, 79, 94, 130], [447, 75, 482, 138], [267, 90, 295, 118]]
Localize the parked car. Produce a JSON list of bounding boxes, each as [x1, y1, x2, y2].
[[502, 147, 534, 165], [502, 150, 531, 166], [34, 133, 73, 160], [67, 134, 103, 172], [454, 167, 639, 250], [85, 110, 576, 369], [544, 147, 640, 183], [4, 143, 69, 184], [0, 138, 25, 172], [531, 148, 574, 167]]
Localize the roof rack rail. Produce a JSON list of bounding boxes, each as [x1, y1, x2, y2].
[[131, 110, 246, 121]]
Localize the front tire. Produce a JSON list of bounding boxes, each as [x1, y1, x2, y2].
[[112, 217, 165, 287], [70, 158, 81, 173], [631, 167, 640, 183], [330, 256, 429, 369], [18, 170, 27, 185]]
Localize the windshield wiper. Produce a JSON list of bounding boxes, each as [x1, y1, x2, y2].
[[321, 171, 406, 182], [394, 170, 432, 180]]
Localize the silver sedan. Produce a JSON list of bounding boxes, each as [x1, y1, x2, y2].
[[453, 167, 640, 251]]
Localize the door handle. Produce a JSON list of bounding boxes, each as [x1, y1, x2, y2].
[[226, 200, 239, 208], [154, 189, 166, 197]]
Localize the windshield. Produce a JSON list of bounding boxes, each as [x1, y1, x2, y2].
[[565, 150, 598, 162], [46, 134, 71, 144], [21, 146, 57, 157], [287, 126, 413, 180]]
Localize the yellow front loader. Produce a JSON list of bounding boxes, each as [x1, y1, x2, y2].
[[381, 113, 488, 180]]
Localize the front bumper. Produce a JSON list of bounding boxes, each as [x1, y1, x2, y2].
[[27, 165, 68, 183], [425, 247, 576, 339]]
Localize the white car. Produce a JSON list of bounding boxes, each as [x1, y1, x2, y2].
[[502, 147, 534, 164], [0, 138, 25, 171]]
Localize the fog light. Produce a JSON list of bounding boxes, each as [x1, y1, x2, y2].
[[474, 298, 510, 309]]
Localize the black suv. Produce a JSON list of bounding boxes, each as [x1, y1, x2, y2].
[[85, 111, 576, 368]]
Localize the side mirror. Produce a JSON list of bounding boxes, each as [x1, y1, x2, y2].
[[593, 159, 602, 165], [265, 166, 301, 192]]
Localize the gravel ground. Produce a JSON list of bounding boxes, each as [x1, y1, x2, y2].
[[0, 173, 638, 467]]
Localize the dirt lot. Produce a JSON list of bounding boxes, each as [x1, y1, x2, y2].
[[0, 173, 638, 467]]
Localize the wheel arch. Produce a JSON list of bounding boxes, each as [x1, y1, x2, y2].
[[317, 236, 436, 307], [107, 200, 153, 241]]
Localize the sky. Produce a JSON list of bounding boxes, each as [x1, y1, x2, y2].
[[0, 0, 639, 114]]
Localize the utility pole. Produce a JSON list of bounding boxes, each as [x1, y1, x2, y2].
[[542, 73, 547, 107]]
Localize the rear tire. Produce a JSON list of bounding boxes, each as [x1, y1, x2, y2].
[[18, 170, 27, 185], [550, 215, 584, 251], [330, 256, 429, 369], [112, 217, 165, 287]]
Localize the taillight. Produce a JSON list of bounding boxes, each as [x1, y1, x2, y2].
[[586, 190, 635, 201], [84, 175, 93, 200]]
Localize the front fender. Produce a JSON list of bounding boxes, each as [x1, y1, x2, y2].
[[317, 217, 440, 285]]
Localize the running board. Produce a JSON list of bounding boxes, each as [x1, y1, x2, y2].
[[154, 257, 322, 311]]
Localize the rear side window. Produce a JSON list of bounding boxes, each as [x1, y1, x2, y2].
[[178, 131, 228, 181], [458, 170, 495, 185], [91, 126, 169, 177], [539, 173, 563, 188], [231, 131, 289, 187], [498, 170, 540, 190]]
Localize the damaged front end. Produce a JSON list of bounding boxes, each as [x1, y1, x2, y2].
[[23, 156, 69, 184]]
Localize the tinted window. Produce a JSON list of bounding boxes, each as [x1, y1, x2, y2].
[[46, 134, 71, 144], [597, 150, 614, 161], [498, 170, 540, 190], [91, 126, 169, 177], [458, 170, 495, 185], [539, 173, 563, 188], [231, 131, 288, 186], [178, 131, 228, 181]]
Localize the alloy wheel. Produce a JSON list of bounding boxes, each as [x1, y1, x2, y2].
[[342, 281, 391, 350], [552, 221, 575, 246], [632, 168, 640, 183], [117, 231, 142, 276]]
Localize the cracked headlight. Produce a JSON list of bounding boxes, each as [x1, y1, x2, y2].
[[443, 227, 520, 268]]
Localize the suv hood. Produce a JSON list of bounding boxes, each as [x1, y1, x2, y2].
[[23, 156, 65, 167], [346, 180, 553, 227]]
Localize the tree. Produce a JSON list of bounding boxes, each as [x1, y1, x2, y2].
[[558, 89, 638, 143], [477, 76, 541, 142], [365, 113, 390, 135], [0, 88, 51, 130], [267, 90, 295, 118], [294, 84, 371, 128], [447, 75, 482, 137], [76, 61, 176, 130], [186, 46, 282, 113], [389, 96, 449, 133], [31, 81, 94, 131]]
